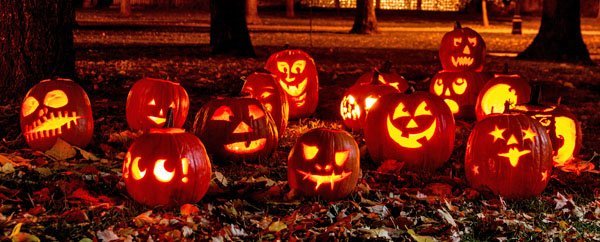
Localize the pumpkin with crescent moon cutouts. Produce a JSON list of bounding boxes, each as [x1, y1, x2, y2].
[[439, 22, 486, 72], [241, 72, 289, 137], [430, 70, 486, 119], [123, 128, 212, 207], [287, 128, 360, 201], [364, 92, 455, 172]]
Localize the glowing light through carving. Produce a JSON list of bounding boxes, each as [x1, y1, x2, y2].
[[335, 151, 349, 166], [297, 170, 352, 190], [498, 147, 531, 167], [387, 117, 437, 149], [522, 127, 537, 142], [364, 96, 379, 111], [224, 138, 267, 154], [24, 111, 82, 142], [443, 99, 459, 114], [340, 95, 361, 120], [22, 97, 39, 117], [132, 157, 146, 180], [153, 159, 175, 182], [248, 105, 265, 119], [233, 121, 252, 133], [489, 126, 506, 142], [43, 90, 69, 108], [554, 116, 577, 165], [181, 158, 189, 183], [303, 144, 319, 160], [211, 106, 234, 121], [481, 84, 518, 115]]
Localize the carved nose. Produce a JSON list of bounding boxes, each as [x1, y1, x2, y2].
[[233, 121, 252, 133], [285, 76, 295, 83], [406, 119, 418, 128], [463, 46, 471, 55], [507, 135, 518, 145], [159, 109, 164, 117], [444, 88, 451, 96], [38, 107, 48, 117]]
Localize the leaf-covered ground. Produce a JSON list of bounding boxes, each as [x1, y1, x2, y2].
[[1, 10, 600, 241]]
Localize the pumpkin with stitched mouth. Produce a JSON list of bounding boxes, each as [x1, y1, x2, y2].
[[364, 92, 455, 172], [241, 72, 289, 137], [430, 70, 486, 119], [265, 49, 319, 119], [126, 78, 189, 131], [193, 97, 278, 162], [20, 78, 94, 151], [287, 128, 360, 201], [439, 22, 486, 72], [475, 73, 531, 121], [354, 61, 409, 92]]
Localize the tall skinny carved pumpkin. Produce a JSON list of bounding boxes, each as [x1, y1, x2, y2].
[[126, 78, 189, 130], [20, 78, 94, 151], [430, 70, 486, 119], [265, 49, 319, 118], [241, 72, 289, 137], [439, 22, 486, 72]]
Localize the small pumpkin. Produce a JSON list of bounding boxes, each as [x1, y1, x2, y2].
[[265, 49, 319, 118], [430, 70, 486, 119], [126, 78, 189, 131], [364, 91, 455, 172], [193, 97, 278, 162], [465, 105, 553, 199], [354, 61, 409, 92], [340, 71, 401, 130], [287, 128, 360, 201], [439, 22, 486, 72], [241, 72, 289, 137], [123, 128, 212, 207], [20, 78, 94, 151], [475, 73, 531, 121]]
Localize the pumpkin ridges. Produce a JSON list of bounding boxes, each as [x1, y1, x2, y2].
[[241, 72, 289, 137]]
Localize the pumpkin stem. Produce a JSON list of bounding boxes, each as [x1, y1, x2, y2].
[[405, 86, 416, 94], [370, 70, 383, 85], [503, 63, 509, 74], [283, 44, 290, 50], [503, 100, 512, 114], [528, 84, 543, 106], [557, 96, 562, 106], [454, 21, 462, 30], [164, 107, 174, 128], [380, 61, 393, 73]]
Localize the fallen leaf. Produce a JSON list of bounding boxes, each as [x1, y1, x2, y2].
[[180, 204, 200, 216], [45, 138, 76, 161], [268, 221, 287, 233], [437, 208, 457, 227], [407, 229, 437, 242], [96, 228, 119, 242], [1, 162, 15, 174], [74, 147, 100, 161]]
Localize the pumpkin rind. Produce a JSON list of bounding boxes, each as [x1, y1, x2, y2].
[[439, 24, 486, 72], [241, 72, 289, 137], [354, 70, 409, 92], [287, 128, 360, 201]]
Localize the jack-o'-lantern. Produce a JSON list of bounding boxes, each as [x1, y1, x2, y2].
[[265, 49, 319, 118], [364, 92, 455, 172], [126, 78, 189, 130], [354, 61, 409, 92], [465, 107, 553, 199], [430, 70, 486, 119], [439, 22, 486, 72], [340, 71, 400, 130], [475, 73, 531, 121], [241, 72, 289, 137], [192, 97, 278, 162], [20, 78, 94, 151], [287, 128, 360, 201], [123, 128, 212, 207]]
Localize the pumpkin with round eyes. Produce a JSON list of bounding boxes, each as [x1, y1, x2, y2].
[[465, 111, 553, 199], [241, 72, 289, 137], [439, 22, 486, 72], [340, 71, 400, 130], [430, 70, 486, 119], [123, 128, 212, 207], [20, 78, 94, 151], [265, 49, 319, 119], [354, 61, 409, 92], [192, 97, 278, 162], [287, 128, 360, 201], [475, 73, 531, 121], [364, 92, 455, 172], [126, 78, 189, 131]]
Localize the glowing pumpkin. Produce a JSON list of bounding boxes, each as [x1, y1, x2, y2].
[[126, 78, 189, 131], [364, 92, 455, 172], [241, 72, 289, 137], [20, 78, 94, 151], [439, 22, 486, 72], [287, 128, 360, 201], [475, 74, 531, 121], [465, 110, 553, 199], [430, 70, 486, 119], [192, 97, 278, 162], [265, 49, 319, 118], [123, 128, 212, 207], [340, 71, 400, 130], [354, 61, 409, 92]]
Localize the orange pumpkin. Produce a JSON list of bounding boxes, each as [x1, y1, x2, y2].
[[439, 22, 486, 72], [241, 72, 289, 137], [354, 61, 409, 92], [475, 73, 531, 121], [430, 70, 486, 119]]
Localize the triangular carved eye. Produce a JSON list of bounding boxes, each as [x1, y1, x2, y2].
[[22, 96, 39, 117], [44, 90, 68, 108], [248, 105, 265, 119], [211, 106, 233, 121], [414, 101, 432, 116], [392, 102, 409, 119], [148, 99, 156, 105], [335, 151, 349, 166], [303, 144, 318, 160]]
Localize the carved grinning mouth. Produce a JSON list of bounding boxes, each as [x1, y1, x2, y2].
[[148, 116, 166, 125], [24, 111, 82, 142], [224, 138, 267, 154], [297, 170, 352, 190], [451, 56, 474, 67], [387, 117, 437, 148], [498, 147, 531, 167], [443, 99, 459, 114]]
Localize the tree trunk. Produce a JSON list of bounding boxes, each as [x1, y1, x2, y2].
[[335, 0, 341, 15], [82, 0, 94, 8], [482, 0, 490, 27], [120, 0, 132, 17], [376, 0, 381, 10], [210, 0, 255, 57], [518, 0, 593, 64], [0, 0, 75, 96], [417, 0, 422, 11], [350, 0, 378, 34], [286, 0, 295, 18], [246, 0, 262, 25]]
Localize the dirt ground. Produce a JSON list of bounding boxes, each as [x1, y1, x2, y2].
[[0, 9, 599, 241]]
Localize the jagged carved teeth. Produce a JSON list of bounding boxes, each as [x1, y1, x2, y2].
[[297, 170, 352, 190], [25, 111, 81, 141], [279, 78, 307, 97], [451, 56, 474, 67]]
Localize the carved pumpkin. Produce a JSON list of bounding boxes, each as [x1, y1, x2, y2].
[[241, 72, 289, 137], [465, 110, 553, 199], [123, 128, 212, 207], [439, 22, 486, 72], [20, 78, 94, 151], [265, 49, 319, 118], [430, 70, 486, 119], [475, 73, 531, 121], [340, 71, 400, 130], [192, 97, 278, 162], [126, 78, 189, 130], [287, 128, 360, 201], [354, 61, 409, 92], [364, 92, 455, 172]]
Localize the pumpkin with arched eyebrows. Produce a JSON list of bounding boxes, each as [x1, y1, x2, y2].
[[439, 22, 486, 72]]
